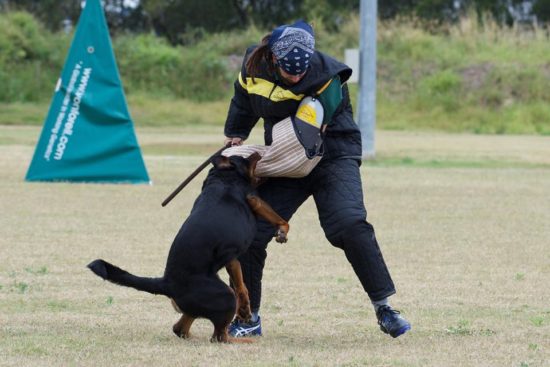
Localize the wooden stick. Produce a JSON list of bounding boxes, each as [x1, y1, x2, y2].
[[161, 145, 228, 207]]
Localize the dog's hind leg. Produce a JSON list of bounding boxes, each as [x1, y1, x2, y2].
[[226, 259, 252, 322], [211, 310, 233, 343], [173, 313, 195, 339]]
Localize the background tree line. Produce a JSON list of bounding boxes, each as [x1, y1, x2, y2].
[[1, 0, 550, 44]]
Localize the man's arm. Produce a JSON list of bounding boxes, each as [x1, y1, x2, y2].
[[224, 50, 260, 142]]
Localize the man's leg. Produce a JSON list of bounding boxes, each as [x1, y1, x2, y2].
[[230, 177, 310, 336], [311, 159, 410, 337]]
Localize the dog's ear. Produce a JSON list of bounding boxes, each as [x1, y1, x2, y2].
[[212, 155, 231, 169], [246, 153, 262, 178]]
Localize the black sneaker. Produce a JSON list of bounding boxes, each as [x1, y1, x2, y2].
[[376, 305, 411, 338]]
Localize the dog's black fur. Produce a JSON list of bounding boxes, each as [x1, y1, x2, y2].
[[88, 154, 285, 342]]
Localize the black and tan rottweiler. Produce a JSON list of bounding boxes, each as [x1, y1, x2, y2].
[[88, 153, 288, 343]]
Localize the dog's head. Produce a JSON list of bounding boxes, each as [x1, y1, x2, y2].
[[212, 153, 262, 184]]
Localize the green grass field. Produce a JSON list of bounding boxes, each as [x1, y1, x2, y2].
[[0, 126, 549, 366]]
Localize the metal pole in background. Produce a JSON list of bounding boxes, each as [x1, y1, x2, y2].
[[358, 0, 377, 158]]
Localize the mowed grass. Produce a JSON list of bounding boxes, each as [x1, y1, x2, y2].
[[0, 126, 549, 367]]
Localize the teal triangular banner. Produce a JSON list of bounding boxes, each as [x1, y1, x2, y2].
[[25, 0, 150, 184]]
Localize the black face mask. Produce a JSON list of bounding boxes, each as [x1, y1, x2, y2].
[[274, 65, 308, 87]]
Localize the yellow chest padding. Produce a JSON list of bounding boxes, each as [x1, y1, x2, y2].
[[239, 73, 305, 102]]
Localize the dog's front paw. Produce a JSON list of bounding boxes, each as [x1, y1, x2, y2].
[[237, 305, 252, 322], [275, 229, 287, 243], [236, 292, 252, 322]]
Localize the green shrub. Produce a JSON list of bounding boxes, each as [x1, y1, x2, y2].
[[114, 34, 183, 96], [113, 33, 233, 101], [0, 12, 69, 102], [0, 11, 49, 63], [415, 70, 462, 112], [197, 26, 264, 56]]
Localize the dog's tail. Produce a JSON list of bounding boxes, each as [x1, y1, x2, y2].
[[87, 259, 171, 297]]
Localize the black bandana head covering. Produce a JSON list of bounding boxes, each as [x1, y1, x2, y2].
[[268, 20, 315, 76]]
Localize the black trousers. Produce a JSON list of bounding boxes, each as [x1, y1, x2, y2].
[[240, 158, 396, 312]]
